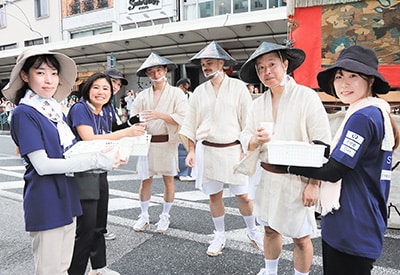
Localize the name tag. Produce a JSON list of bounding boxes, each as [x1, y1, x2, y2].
[[339, 130, 364, 158], [381, 169, 391, 181]]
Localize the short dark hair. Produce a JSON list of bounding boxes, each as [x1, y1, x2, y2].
[[176, 77, 191, 87]]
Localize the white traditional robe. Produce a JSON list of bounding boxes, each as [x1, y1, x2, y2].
[[239, 77, 332, 238], [131, 83, 188, 178], [180, 76, 252, 187]]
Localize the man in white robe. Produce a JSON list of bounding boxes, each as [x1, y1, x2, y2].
[[238, 42, 332, 275], [180, 41, 264, 257], [130, 53, 188, 233]]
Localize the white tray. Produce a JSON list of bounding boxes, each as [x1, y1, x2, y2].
[[64, 134, 152, 159], [267, 141, 326, 167]]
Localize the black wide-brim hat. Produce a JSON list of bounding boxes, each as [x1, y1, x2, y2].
[[317, 45, 390, 96], [190, 41, 236, 66], [239, 41, 305, 84], [136, 52, 176, 77]]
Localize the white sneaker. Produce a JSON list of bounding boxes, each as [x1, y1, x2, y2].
[[247, 228, 264, 252], [156, 213, 170, 233], [133, 214, 149, 232], [104, 231, 116, 240], [256, 268, 267, 275], [179, 175, 195, 182], [206, 231, 226, 256], [89, 267, 120, 275]]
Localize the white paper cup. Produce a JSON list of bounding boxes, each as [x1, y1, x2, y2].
[[139, 112, 146, 122], [260, 122, 274, 134]]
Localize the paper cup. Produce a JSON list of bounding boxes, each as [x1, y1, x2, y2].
[[260, 122, 274, 134], [139, 112, 146, 122]]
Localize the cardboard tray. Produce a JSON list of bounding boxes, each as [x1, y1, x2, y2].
[[267, 141, 326, 167]]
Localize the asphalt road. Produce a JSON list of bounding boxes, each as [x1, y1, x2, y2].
[[1, 133, 400, 275]]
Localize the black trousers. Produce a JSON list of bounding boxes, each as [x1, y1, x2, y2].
[[322, 239, 375, 275], [68, 173, 109, 275]]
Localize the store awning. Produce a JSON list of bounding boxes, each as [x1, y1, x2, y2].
[[0, 8, 288, 79]]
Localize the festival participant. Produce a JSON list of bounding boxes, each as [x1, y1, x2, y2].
[[2, 48, 119, 275], [131, 53, 188, 233], [238, 41, 332, 275], [67, 73, 145, 275], [175, 77, 195, 182], [180, 41, 264, 256], [262, 45, 400, 275]]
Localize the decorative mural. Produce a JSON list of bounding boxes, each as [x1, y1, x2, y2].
[[62, 0, 113, 17], [321, 0, 400, 66]]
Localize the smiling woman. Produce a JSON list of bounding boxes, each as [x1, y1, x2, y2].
[[67, 72, 146, 275]]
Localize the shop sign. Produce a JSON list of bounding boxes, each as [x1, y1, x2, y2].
[[128, 0, 161, 12]]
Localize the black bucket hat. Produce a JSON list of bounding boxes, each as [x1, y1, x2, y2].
[[104, 67, 128, 85], [190, 41, 236, 66], [317, 45, 390, 96], [136, 52, 176, 77], [239, 42, 305, 84]]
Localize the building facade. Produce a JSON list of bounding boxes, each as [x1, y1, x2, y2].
[[0, 0, 398, 100]]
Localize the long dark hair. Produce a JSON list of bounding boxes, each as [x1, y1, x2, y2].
[[15, 54, 60, 104], [79, 73, 114, 105]]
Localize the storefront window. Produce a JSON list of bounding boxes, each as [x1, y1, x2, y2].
[[216, 0, 231, 15], [0, 5, 5, 28], [182, 0, 283, 20], [233, 0, 249, 13], [268, 0, 286, 8], [251, 0, 266, 11], [199, 1, 214, 18], [183, 1, 197, 21]]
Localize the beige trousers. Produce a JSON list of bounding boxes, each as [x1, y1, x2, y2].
[[30, 218, 76, 275]]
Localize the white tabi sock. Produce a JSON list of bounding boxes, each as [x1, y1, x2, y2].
[[140, 200, 150, 216], [212, 215, 225, 232], [162, 201, 173, 214], [265, 258, 279, 275], [294, 268, 309, 275]]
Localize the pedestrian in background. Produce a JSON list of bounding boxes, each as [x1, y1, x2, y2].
[[179, 41, 264, 257], [263, 45, 400, 275], [124, 90, 135, 117], [238, 41, 332, 275], [131, 53, 188, 233], [2, 48, 118, 275], [175, 77, 195, 182], [67, 73, 145, 275]]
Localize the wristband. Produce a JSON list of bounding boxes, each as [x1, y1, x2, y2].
[[287, 166, 291, 174], [127, 118, 132, 127]]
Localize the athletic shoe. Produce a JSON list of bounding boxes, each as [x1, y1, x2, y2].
[[133, 214, 149, 232], [179, 175, 195, 182], [88, 267, 120, 275], [104, 231, 116, 240], [247, 228, 264, 252], [156, 213, 170, 233], [256, 268, 267, 275], [206, 231, 225, 256]]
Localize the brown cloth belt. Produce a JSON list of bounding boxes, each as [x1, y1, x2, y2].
[[151, 135, 169, 143], [260, 162, 270, 171], [202, 140, 240, 148]]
